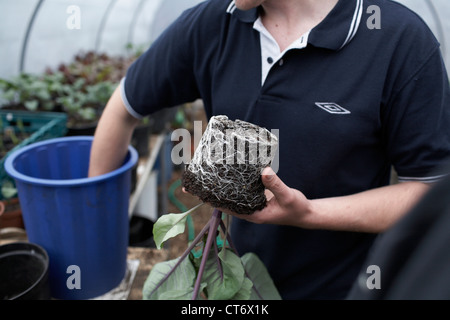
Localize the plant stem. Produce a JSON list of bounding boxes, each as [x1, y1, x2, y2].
[[147, 218, 212, 298], [213, 232, 223, 281], [219, 220, 239, 256], [191, 208, 222, 300]]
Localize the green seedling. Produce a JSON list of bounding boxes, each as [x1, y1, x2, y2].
[[143, 204, 281, 300]]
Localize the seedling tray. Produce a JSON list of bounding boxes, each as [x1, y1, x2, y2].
[[0, 110, 68, 199]]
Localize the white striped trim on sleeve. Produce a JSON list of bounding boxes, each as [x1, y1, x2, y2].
[[119, 77, 144, 120], [397, 174, 449, 184]]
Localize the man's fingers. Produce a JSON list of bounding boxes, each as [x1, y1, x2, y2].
[[261, 167, 290, 203]]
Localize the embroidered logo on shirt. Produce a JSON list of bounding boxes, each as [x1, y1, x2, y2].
[[315, 102, 351, 114]]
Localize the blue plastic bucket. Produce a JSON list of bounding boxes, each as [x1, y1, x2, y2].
[[4, 136, 138, 300]]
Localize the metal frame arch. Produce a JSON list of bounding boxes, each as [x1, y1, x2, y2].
[[19, 0, 45, 73], [94, 0, 118, 52], [127, 0, 147, 47]]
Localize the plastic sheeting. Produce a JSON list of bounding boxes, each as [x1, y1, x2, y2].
[[0, 0, 203, 79], [395, 0, 450, 67], [0, 0, 450, 79]]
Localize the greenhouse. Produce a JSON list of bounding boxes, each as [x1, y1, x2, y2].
[[1, 0, 450, 305]]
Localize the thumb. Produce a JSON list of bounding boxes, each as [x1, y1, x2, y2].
[[261, 167, 289, 199]]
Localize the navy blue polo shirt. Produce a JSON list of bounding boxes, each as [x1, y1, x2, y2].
[[121, 0, 450, 299]]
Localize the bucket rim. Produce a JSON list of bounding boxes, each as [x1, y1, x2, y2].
[[0, 241, 49, 300], [4, 136, 138, 187]]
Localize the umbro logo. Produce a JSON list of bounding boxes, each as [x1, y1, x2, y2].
[[315, 102, 351, 114]]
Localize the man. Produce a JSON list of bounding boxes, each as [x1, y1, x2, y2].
[[89, 0, 450, 299]]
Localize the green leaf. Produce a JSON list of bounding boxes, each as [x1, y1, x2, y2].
[[73, 78, 86, 90], [0, 78, 13, 89], [203, 248, 246, 300], [159, 289, 195, 300], [78, 107, 97, 121], [24, 100, 39, 111], [1, 180, 18, 199], [230, 277, 253, 300], [142, 256, 199, 300], [2, 89, 17, 102], [153, 202, 203, 249], [241, 253, 282, 300], [49, 82, 63, 93], [35, 87, 51, 101]]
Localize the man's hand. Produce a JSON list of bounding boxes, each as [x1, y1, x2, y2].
[[218, 167, 313, 226]]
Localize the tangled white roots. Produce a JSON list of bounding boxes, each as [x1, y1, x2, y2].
[[182, 115, 278, 214]]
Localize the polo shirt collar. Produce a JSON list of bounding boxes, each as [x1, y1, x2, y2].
[[226, 1, 259, 23], [227, 0, 364, 51], [309, 0, 364, 50]]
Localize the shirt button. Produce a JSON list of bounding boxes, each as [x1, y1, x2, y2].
[[267, 57, 273, 64]]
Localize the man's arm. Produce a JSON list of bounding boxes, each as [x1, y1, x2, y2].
[[223, 167, 431, 233], [88, 85, 140, 177]]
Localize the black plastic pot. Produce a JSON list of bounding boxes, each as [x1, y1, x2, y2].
[[129, 216, 156, 248], [0, 242, 51, 300]]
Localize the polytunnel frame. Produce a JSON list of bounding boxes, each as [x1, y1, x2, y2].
[[95, 0, 151, 51], [18, 0, 158, 74], [15, 0, 449, 75], [19, 0, 44, 73], [94, 0, 119, 53], [127, 0, 148, 46]]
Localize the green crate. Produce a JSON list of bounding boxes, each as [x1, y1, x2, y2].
[[0, 110, 68, 199]]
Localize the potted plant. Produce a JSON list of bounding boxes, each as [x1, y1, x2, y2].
[[57, 78, 116, 135], [53, 50, 135, 134], [143, 116, 281, 300], [0, 72, 61, 112], [0, 71, 105, 135], [144, 206, 281, 300], [0, 49, 140, 135]]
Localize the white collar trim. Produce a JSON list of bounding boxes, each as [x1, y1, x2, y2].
[[253, 17, 310, 86]]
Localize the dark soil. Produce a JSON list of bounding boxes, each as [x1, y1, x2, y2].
[[181, 116, 274, 215], [182, 164, 267, 215]]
